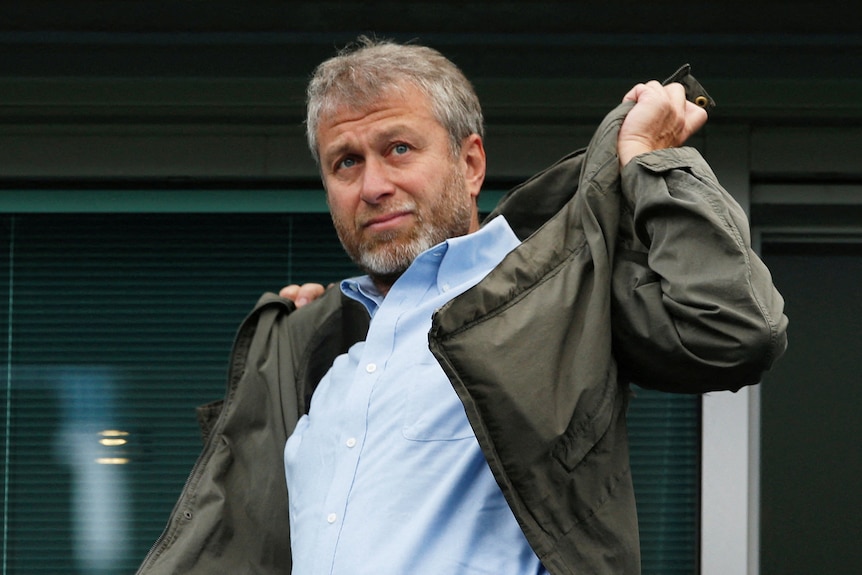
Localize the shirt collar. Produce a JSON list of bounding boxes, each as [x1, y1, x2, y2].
[[341, 215, 519, 316], [434, 215, 519, 295]]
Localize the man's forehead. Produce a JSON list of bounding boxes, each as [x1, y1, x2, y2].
[[321, 83, 433, 127], [317, 89, 441, 150]]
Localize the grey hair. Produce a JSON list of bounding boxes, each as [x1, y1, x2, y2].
[[305, 36, 485, 163]]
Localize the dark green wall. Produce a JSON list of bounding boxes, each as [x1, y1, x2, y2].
[[2, 1, 861, 130], [760, 241, 862, 574]]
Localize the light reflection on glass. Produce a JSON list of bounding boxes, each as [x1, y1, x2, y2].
[[98, 438, 128, 447], [55, 366, 132, 573], [95, 457, 131, 465]]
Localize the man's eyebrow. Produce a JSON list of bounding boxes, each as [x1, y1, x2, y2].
[[320, 141, 353, 164], [373, 124, 423, 145], [322, 124, 425, 163]]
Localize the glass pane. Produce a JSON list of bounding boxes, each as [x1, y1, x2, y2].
[[629, 386, 700, 574], [1, 213, 356, 574], [0, 212, 698, 574]]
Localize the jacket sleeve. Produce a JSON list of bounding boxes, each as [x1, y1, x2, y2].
[[611, 146, 788, 393]]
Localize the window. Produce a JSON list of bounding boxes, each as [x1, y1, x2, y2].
[[0, 209, 698, 574]]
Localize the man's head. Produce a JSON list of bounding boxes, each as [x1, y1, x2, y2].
[[306, 38, 487, 293], [306, 36, 484, 164]]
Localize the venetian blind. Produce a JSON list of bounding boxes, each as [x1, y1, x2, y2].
[[0, 211, 697, 574]]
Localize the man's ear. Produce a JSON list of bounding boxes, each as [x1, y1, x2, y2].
[[461, 134, 486, 199]]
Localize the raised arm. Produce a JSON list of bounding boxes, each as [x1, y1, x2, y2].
[[612, 142, 787, 393]]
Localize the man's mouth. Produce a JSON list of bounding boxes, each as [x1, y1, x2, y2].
[[363, 210, 413, 232]]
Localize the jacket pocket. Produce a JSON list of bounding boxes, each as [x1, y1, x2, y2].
[[550, 370, 619, 472]]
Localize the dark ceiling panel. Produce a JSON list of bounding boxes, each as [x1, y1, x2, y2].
[[1, 1, 859, 80], [1, 1, 859, 125], [1, 1, 859, 34]]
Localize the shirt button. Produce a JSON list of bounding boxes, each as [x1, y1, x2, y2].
[[327, 513, 337, 524], [346, 437, 357, 448], [442, 283, 451, 292], [365, 363, 377, 373]]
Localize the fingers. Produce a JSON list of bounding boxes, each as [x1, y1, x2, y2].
[[622, 79, 682, 104], [626, 81, 707, 137], [279, 283, 327, 308], [683, 98, 709, 138], [279, 284, 300, 300], [617, 80, 707, 166], [621, 83, 642, 103]]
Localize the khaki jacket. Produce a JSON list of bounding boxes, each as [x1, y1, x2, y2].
[[137, 74, 787, 575]]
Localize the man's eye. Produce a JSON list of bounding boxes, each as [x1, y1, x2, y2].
[[339, 157, 357, 169], [393, 143, 410, 155]]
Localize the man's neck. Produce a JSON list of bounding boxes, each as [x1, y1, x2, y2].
[[370, 272, 403, 297]]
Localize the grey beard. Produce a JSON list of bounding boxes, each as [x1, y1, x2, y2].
[[356, 228, 439, 279], [334, 165, 473, 284]]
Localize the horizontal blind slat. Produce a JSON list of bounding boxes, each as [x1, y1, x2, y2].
[[1, 213, 698, 575]]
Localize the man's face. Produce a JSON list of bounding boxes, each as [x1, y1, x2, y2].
[[316, 86, 485, 286]]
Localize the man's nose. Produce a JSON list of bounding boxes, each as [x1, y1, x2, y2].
[[359, 157, 396, 204]]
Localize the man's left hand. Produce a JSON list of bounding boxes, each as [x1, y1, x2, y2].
[[617, 80, 708, 167]]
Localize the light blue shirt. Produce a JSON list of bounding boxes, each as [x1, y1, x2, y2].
[[284, 216, 548, 575]]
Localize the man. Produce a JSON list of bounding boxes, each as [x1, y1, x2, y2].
[[137, 37, 787, 575]]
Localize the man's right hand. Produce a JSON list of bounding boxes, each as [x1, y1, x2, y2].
[[279, 283, 327, 308]]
